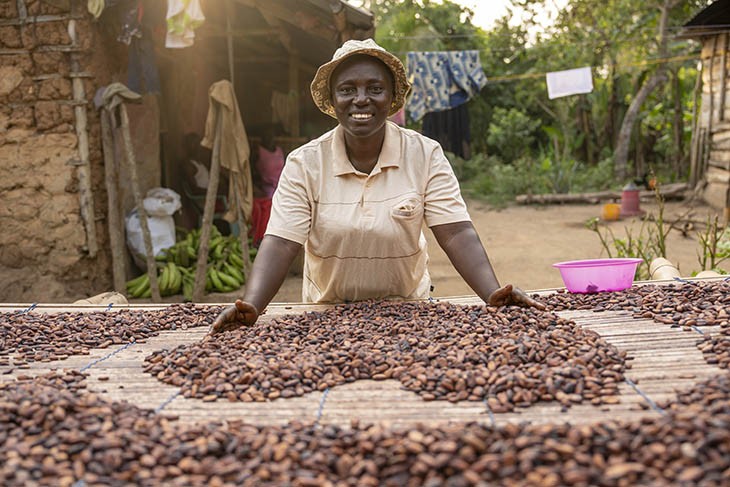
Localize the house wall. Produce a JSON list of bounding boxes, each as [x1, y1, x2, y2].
[[0, 0, 114, 302], [698, 33, 730, 211]]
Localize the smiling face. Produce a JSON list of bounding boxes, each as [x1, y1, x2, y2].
[[330, 55, 394, 140]]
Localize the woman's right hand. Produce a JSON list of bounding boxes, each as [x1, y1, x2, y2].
[[488, 284, 546, 310], [209, 300, 259, 334]]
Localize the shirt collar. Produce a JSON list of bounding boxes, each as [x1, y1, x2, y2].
[[332, 122, 402, 177]]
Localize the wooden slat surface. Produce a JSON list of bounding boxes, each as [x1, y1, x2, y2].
[[1, 290, 726, 428]]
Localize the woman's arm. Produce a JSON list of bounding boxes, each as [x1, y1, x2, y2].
[[430, 221, 499, 301], [210, 235, 301, 333], [431, 221, 544, 309], [242, 235, 301, 313]]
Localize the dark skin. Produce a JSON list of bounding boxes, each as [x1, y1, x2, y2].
[[211, 56, 544, 334]]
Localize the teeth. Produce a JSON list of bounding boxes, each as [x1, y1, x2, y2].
[[351, 113, 372, 119]]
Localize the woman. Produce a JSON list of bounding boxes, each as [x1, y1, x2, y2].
[[212, 39, 543, 333]]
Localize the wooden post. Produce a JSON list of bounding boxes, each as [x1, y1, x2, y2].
[[330, 0, 349, 43], [100, 109, 126, 293], [288, 51, 300, 137], [719, 32, 728, 122], [226, 1, 235, 85], [671, 69, 684, 177], [700, 127, 709, 186], [708, 36, 717, 134], [16, 0, 26, 19], [688, 54, 704, 188], [193, 110, 223, 301], [234, 189, 251, 276], [68, 19, 98, 257], [118, 103, 161, 302]]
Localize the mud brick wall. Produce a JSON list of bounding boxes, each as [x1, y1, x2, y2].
[[0, 0, 116, 301]]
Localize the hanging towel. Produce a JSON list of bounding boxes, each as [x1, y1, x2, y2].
[[100, 82, 141, 111], [87, 0, 104, 19], [166, 0, 205, 48], [201, 80, 253, 225], [546, 66, 593, 99], [406, 50, 487, 122]]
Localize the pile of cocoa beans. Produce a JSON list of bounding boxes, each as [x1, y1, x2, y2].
[[2, 370, 729, 486], [0, 304, 221, 366], [542, 281, 730, 329], [145, 301, 626, 410], [697, 326, 730, 371]]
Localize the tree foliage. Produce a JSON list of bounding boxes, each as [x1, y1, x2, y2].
[[360, 0, 714, 195]]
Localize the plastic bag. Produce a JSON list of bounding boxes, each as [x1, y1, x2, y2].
[[143, 187, 181, 217], [125, 209, 176, 270]]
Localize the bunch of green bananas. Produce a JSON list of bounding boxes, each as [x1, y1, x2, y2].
[[203, 230, 250, 294], [157, 261, 183, 296], [125, 226, 256, 300], [126, 273, 151, 298]]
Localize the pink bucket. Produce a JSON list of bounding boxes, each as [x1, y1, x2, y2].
[[552, 258, 643, 293]]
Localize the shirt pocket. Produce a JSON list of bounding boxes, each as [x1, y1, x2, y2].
[[391, 196, 423, 219]]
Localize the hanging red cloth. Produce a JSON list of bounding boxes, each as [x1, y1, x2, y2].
[[250, 197, 272, 247]]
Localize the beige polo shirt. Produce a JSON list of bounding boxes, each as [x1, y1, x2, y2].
[[266, 121, 471, 303]]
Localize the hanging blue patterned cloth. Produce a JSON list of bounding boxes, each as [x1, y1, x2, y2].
[[406, 50, 487, 122]]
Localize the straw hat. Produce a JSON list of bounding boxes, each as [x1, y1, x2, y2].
[[310, 38, 411, 118]]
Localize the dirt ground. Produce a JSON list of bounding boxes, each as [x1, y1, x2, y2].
[[266, 197, 723, 304]]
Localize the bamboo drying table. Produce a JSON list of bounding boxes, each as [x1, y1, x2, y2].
[[1, 280, 725, 428]]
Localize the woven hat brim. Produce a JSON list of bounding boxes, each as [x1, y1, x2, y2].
[[310, 48, 411, 119]]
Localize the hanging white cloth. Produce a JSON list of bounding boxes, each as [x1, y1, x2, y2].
[[166, 0, 206, 48], [546, 66, 593, 99], [189, 159, 209, 189]]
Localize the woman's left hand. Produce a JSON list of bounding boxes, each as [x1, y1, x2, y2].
[[488, 284, 546, 310]]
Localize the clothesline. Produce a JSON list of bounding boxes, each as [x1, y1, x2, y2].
[[399, 52, 700, 89], [378, 24, 730, 41], [404, 49, 703, 123], [485, 52, 701, 84]]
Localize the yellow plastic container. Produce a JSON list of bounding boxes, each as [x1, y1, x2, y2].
[[601, 203, 621, 221]]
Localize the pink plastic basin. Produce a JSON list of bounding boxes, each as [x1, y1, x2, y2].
[[552, 258, 643, 293]]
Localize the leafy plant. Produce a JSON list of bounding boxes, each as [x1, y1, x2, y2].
[[583, 186, 690, 280], [449, 151, 616, 207], [584, 217, 657, 280], [696, 215, 730, 272], [487, 107, 541, 162]]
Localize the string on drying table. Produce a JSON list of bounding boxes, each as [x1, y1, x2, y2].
[[314, 387, 330, 426], [16, 303, 37, 314], [673, 277, 700, 286], [79, 341, 135, 372], [482, 396, 497, 428], [691, 325, 706, 336], [625, 378, 666, 415], [154, 389, 182, 414]]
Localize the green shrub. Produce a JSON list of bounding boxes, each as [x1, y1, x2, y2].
[[487, 107, 541, 162], [448, 151, 617, 207]]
